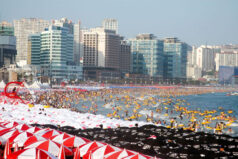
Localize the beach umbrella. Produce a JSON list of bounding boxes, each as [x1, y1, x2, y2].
[[15, 124, 31, 131], [84, 144, 121, 159], [3, 140, 11, 159], [41, 129, 62, 139], [23, 135, 47, 147], [0, 125, 6, 131], [73, 147, 80, 159], [78, 141, 106, 157], [58, 144, 66, 159], [63, 136, 90, 148], [104, 149, 136, 159], [4, 121, 20, 128], [26, 126, 41, 133], [9, 132, 33, 146], [0, 127, 14, 137], [0, 129, 21, 145], [122, 153, 152, 159], [7, 148, 57, 159], [50, 132, 72, 144], [34, 128, 51, 136], [25, 140, 73, 156]]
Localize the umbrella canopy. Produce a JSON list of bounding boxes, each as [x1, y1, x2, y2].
[[85, 144, 121, 159], [26, 126, 41, 133], [23, 135, 47, 147], [41, 129, 62, 139], [25, 140, 73, 156], [7, 148, 57, 159], [4, 121, 20, 128], [122, 153, 152, 159], [8, 132, 34, 146], [63, 136, 90, 148], [50, 132, 72, 144], [78, 141, 106, 157], [0, 129, 21, 145], [15, 124, 31, 131], [34, 128, 51, 136], [104, 149, 136, 159]]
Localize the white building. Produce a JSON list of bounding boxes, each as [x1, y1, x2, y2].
[[196, 45, 216, 72], [102, 19, 118, 34], [215, 51, 238, 71], [13, 18, 49, 63], [186, 47, 202, 80]]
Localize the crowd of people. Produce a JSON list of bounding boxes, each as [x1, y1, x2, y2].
[[18, 86, 236, 136]]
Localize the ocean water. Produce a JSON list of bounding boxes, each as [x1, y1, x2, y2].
[[74, 92, 238, 136]]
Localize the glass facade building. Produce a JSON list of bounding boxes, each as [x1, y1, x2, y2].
[[163, 38, 189, 79], [128, 34, 164, 77], [41, 26, 74, 79]]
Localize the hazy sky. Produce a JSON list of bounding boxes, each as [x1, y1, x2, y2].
[[1, 0, 237, 46]]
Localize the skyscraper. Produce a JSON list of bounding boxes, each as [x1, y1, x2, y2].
[[13, 18, 49, 62], [0, 21, 16, 68], [163, 37, 189, 79], [41, 26, 74, 79], [196, 46, 215, 72], [28, 25, 82, 82], [73, 21, 81, 65], [128, 34, 164, 77], [102, 19, 118, 34], [27, 34, 41, 65], [120, 40, 131, 73], [82, 27, 121, 69]]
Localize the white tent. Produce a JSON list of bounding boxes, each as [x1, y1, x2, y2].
[[0, 80, 6, 89], [29, 81, 41, 89]]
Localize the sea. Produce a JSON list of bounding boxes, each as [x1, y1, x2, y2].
[[73, 92, 238, 136]]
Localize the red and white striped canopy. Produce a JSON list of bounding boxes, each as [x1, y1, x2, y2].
[[63, 136, 90, 148], [8, 132, 34, 146], [85, 144, 121, 159], [4, 121, 20, 128], [23, 135, 47, 147], [104, 149, 136, 159], [50, 132, 72, 144], [0, 129, 21, 145], [26, 126, 41, 133], [78, 141, 106, 157], [15, 124, 31, 131], [42, 129, 62, 139], [7, 148, 57, 159], [25, 140, 73, 156]]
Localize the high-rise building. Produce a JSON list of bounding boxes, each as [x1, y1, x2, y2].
[[120, 40, 131, 73], [0, 21, 17, 68], [13, 18, 49, 62], [28, 25, 82, 82], [215, 51, 238, 71], [73, 21, 81, 65], [128, 34, 164, 77], [27, 34, 41, 65], [163, 37, 189, 79], [186, 47, 202, 80], [102, 19, 118, 34], [82, 27, 121, 69], [52, 18, 74, 34], [196, 45, 216, 73]]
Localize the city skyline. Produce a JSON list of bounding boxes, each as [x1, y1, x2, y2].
[[1, 0, 237, 46]]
